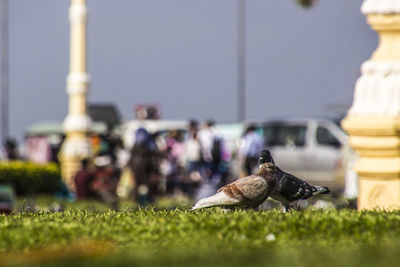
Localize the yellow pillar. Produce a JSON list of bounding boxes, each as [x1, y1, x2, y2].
[[60, 0, 91, 190], [342, 0, 400, 210]]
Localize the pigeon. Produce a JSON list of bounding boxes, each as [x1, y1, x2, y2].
[[259, 150, 330, 212], [192, 162, 277, 210]]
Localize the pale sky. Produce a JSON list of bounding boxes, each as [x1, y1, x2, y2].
[[4, 0, 376, 143]]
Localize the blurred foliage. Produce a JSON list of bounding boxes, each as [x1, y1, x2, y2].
[[296, 0, 318, 8], [1, 209, 400, 266], [0, 162, 61, 195], [152, 195, 193, 210], [16, 195, 113, 213], [15, 195, 193, 212]]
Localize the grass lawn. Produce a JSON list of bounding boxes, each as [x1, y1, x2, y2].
[[1, 208, 400, 267]]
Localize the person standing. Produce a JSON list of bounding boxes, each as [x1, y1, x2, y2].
[[74, 159, 94, 199], [164, 130, 185, 195], [195, 120, 228, 201], [128, 128, 161, 204], [197, 120, 216, 165], [3, 138, 19, 161], [238, 125, 264, 176], [181, 128, 203, 197], [91, 155, 119, 209]]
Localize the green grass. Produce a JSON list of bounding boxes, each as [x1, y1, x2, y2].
[[15, 195, 194, 212], [1, 209, 400, 266]]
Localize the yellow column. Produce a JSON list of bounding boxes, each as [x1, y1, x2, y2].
[[59, 0, 91, 190], [342, 0, 400, 210]]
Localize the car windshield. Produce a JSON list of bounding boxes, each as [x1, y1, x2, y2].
[[316, 126, 341, 147], [0, 193, 12, 203], [263, 124, 307, 147]]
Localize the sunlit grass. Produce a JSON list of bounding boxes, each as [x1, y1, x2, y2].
[[1, 209, 400, 266]]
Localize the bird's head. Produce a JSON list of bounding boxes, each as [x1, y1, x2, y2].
[[259, 149, 274, 166]]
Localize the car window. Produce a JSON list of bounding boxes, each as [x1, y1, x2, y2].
[[316, 126, 341, 148], [263, 125, 307, 147], [0, 193, 12, 203]]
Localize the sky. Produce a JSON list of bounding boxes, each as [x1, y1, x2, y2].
[[3, 0, 377, 143]]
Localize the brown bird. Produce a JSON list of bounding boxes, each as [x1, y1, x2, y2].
[[192, 162, 277, 210]]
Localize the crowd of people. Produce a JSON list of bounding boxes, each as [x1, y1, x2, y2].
[[73, 120, 230, 206], [1, 120, 266, 207], [72, 119, 266, 206]]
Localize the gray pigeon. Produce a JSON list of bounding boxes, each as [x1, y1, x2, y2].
[[259, 150, 330, 212], [192, 162, 277, 210]]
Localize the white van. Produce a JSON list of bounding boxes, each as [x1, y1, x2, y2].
[[258, 118, 356, 192]]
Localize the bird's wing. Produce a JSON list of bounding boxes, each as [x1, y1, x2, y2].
[[193, 175, 272, 210], [218, 175, 269, 203], [275, 169, 315, 202]]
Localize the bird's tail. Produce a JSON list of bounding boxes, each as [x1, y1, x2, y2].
[[191, 199, 210, 210], [191, 194, 221, 210], [191, 191, 235, 210], [312, 186, 330, 196]]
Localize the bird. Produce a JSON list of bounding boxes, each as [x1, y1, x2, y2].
[[259, 150, 330, 212], [192, 162, 277, 210]]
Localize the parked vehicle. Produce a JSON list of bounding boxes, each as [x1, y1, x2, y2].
[[0, 185, 16, 214], [255, 118, 355, 192]]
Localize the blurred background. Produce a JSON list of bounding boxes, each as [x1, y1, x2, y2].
[[3, 0, 376, 143], [0, 0, 377, 211]]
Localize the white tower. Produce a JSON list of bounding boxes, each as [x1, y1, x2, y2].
[[60, 0, 92, 190]]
